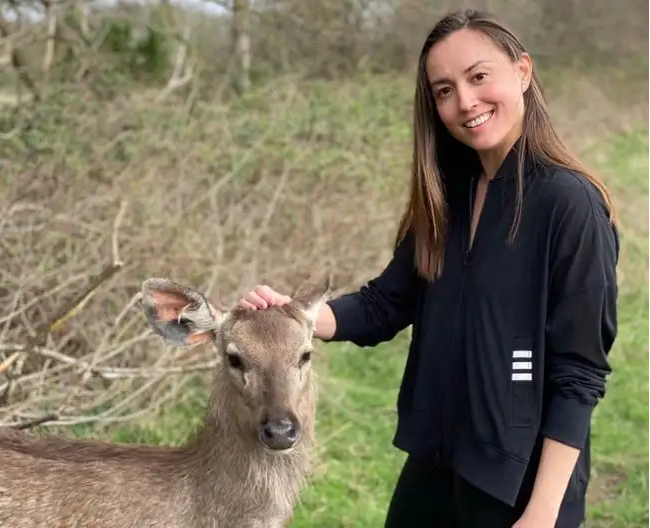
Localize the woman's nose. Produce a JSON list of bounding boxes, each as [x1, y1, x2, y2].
[[456, 85, 479, 112]]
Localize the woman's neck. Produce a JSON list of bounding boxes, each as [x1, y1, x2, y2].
[[478, 122, 523, 180]]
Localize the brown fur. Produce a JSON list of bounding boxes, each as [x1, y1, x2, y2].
[[0, 277, 328, 528]]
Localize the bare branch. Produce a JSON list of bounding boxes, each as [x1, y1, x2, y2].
[[158, 18, 194, 101], [0, 352, 20, 375], [232, 0, 252, 94], [112, 200, 128, 266], [41, 0, 57, 78], [47, 262, 124, 335], [76, 0, 89, 41], [14, 413, 58, 430], [0, 343, 215, 380]]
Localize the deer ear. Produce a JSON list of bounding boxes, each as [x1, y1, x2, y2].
[[289, 274, 331, 326], [140, 278, 224, 346]]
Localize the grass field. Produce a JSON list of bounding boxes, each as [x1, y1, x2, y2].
[[78, 124, 648, 527], [26, 71, 646, 527]]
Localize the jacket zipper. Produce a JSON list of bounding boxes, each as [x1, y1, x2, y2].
[[450, 176, 483, 453], [437, 177, 478, 462], [465, 175, 491, 265], [463, 177, 476, 265]]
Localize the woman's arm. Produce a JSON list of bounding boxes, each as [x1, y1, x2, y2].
[[519, 173, 619, 524], [323, 230, 421, 347], [516, 438, 580, 525], [239, 230, 420, 347], [313, 302, 337, 340], [541, 174, 618, 450]]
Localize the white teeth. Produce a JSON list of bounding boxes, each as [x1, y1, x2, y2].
[[464, 111, 493, 128]]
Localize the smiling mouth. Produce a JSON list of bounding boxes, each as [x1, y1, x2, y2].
[[463, 110, 494, 129]]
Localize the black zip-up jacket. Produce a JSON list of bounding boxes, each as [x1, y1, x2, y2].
[[326, 146, 619, 508]]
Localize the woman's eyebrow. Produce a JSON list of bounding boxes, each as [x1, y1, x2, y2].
[[429, 60, 493, 86]]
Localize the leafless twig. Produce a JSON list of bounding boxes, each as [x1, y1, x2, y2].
[[14, 413, 58, 430]]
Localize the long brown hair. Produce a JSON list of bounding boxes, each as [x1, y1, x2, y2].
[[395, 8, 617, 281]]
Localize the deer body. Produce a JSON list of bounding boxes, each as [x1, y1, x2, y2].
[[0, 419, 310, 527], [0, 277, 327, 527], [1, 440, 195, 527]]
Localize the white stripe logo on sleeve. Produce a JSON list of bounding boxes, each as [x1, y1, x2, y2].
[[512, 350, 532, 381]]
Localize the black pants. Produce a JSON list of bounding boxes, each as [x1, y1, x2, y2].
[[384, 455, 584, 527]]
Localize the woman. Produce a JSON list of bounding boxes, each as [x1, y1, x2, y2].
[[238, 8, 619, 528]]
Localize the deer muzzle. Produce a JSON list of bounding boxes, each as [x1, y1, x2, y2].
[[259, 415, 301, 452]]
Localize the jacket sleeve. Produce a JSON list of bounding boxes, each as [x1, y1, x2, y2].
[[541, 174, 619, 449], [326, 230, 420, 347]]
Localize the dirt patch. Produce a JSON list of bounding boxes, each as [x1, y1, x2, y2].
[[587, 464, 627, 504]]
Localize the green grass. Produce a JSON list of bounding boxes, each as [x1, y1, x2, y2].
[[33, 81, 646, 526], [291, 335, 411, 527], [577, 128, 649, 527]]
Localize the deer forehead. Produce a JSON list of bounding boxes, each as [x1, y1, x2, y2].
[[223, 309, 312, 359]]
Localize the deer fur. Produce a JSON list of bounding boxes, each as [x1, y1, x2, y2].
[[0, 276, 330, 528]]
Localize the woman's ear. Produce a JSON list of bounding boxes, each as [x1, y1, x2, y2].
[[516, 52, 533, 93]]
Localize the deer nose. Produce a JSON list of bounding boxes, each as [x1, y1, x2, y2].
[[259, 417, 301, 451]]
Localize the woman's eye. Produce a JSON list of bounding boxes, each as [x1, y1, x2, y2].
[[226, 352, 244, 370], [299, 350, 312, 367], [473, 72, 487, 82]]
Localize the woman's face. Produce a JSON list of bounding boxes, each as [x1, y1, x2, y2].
[[425, 28, 532, 158]]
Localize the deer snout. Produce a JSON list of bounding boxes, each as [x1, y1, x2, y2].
[[259, 416, 301, 452]]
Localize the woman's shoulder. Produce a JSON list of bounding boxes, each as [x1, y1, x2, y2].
[[530, 163, 612, 222], [529, 163, 620, 268]]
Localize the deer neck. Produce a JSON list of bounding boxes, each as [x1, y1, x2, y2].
[[179, 415, 312, 522], [181, 387, 314, 504]]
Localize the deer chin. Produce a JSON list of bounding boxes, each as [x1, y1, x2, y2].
[[261, 444, 296, 456]]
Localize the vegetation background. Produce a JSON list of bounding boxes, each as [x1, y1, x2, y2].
[[0, 0, 647, 526]]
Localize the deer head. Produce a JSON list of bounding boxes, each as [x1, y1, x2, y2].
[[140, 276, 330, 454]]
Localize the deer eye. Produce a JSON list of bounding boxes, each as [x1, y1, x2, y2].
[[299, 350, 312, 368], [226, 352, 244, 370]]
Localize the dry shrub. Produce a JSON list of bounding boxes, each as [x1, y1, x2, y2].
[[0, 76, 408, 429], [0, 0, 645, 427]]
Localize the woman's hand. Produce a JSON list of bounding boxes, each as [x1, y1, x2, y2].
[[238, 283, 336, 340], [512, 497, 560, 528], [238, 285, 292, 310], [512, 511, 557, 528]]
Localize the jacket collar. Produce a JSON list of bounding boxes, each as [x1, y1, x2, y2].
[[486, 137, 544, 184]]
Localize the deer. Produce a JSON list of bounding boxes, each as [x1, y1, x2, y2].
[[0, 275, 330, 528]]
